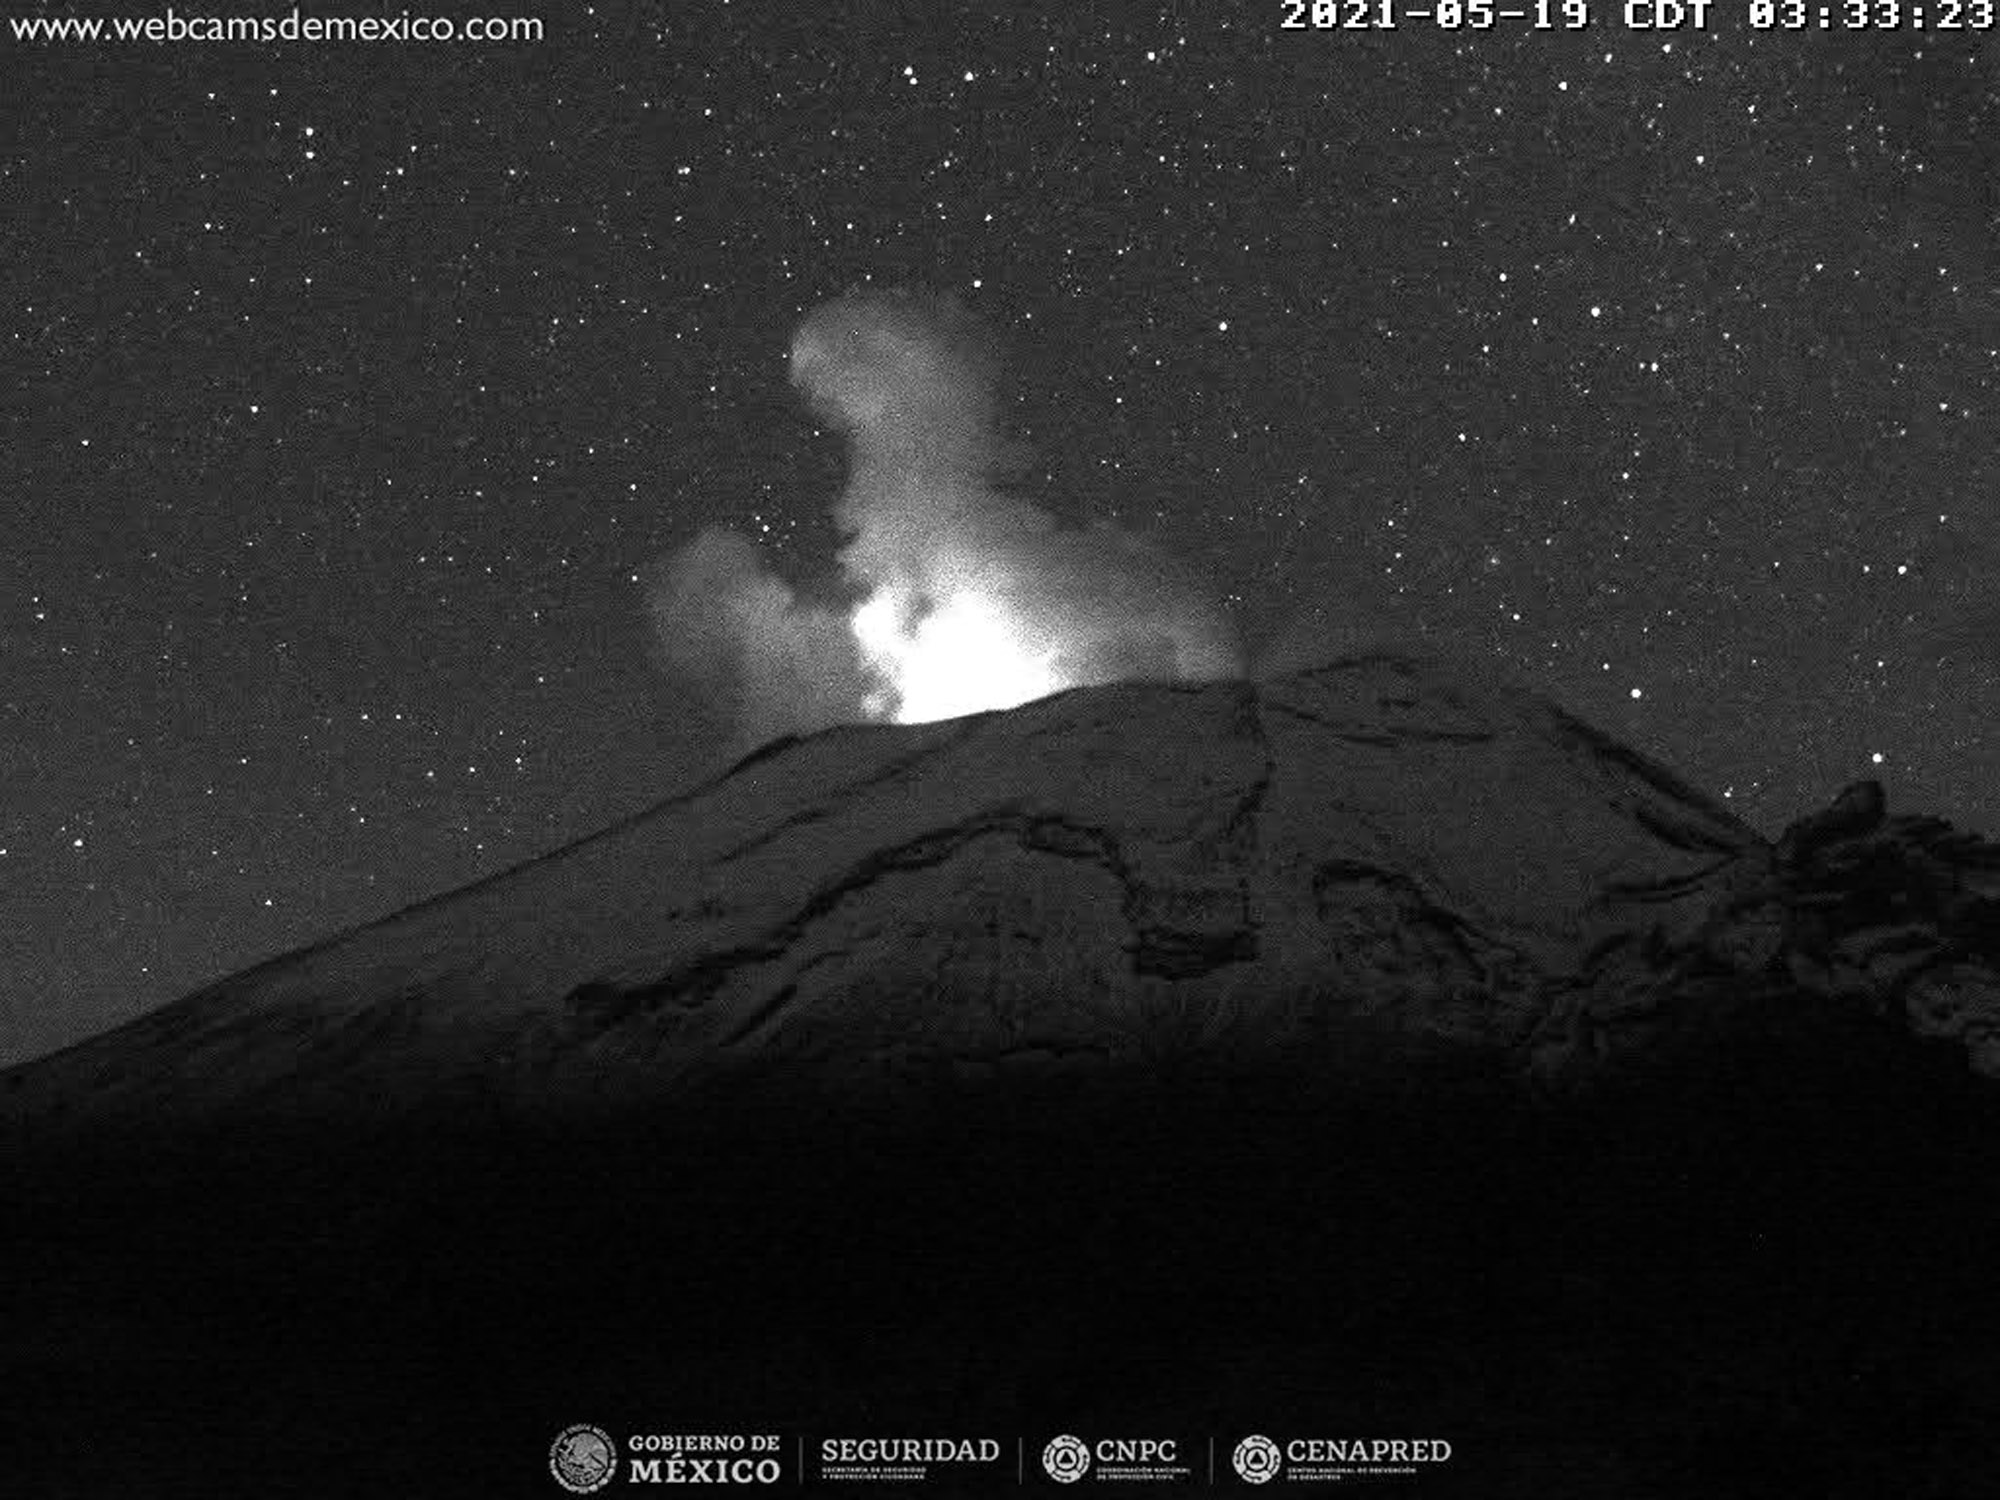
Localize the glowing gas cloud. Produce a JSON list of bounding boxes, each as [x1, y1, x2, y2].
[[650, 287, 1241, 747]]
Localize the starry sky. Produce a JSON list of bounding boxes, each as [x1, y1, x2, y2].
[[5, 2, 1998, 1063]]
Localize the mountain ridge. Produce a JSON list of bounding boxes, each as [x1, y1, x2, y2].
[[10, 654, 2000, 1499], [6, 653, 1995, 1139]]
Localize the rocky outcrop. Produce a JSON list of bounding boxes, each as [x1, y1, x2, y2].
[[1528, 779, 2000, 1085], [1752, 784, 2000, 1071]]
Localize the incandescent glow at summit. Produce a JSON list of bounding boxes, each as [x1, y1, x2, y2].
[[851, 578, 1065, 723], [651, 287, 1241, 745]]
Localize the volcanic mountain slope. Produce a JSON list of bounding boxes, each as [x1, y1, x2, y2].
[[11, 655, 2000, 1500], [6, 653, 1997, 1132]]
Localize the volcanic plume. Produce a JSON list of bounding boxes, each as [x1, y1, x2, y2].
[[649, 288, 1240, 747]]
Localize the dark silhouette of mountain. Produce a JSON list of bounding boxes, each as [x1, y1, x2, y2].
[[5, 657, 1998, 1497]]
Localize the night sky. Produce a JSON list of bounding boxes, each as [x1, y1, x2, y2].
[[5, 3, 1998, 1063]]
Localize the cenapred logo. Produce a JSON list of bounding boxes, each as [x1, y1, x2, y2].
[[1042, 1434, 1091, 1484], [1237, 1435, 1453, 1483], [1232, 1434, 1281, 1485], [550, 1424, 618, 1494]]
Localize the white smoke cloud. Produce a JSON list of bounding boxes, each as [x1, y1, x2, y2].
[[650, 287, 1241, 748], [647, 530, 870, 751]]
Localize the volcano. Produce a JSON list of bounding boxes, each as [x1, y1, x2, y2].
[[7, 656, 2000, 1497]]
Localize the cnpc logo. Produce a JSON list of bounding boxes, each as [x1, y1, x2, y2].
[[1042, 1435, 1090, 1484], [1042, 1435, 1181, 1483]]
